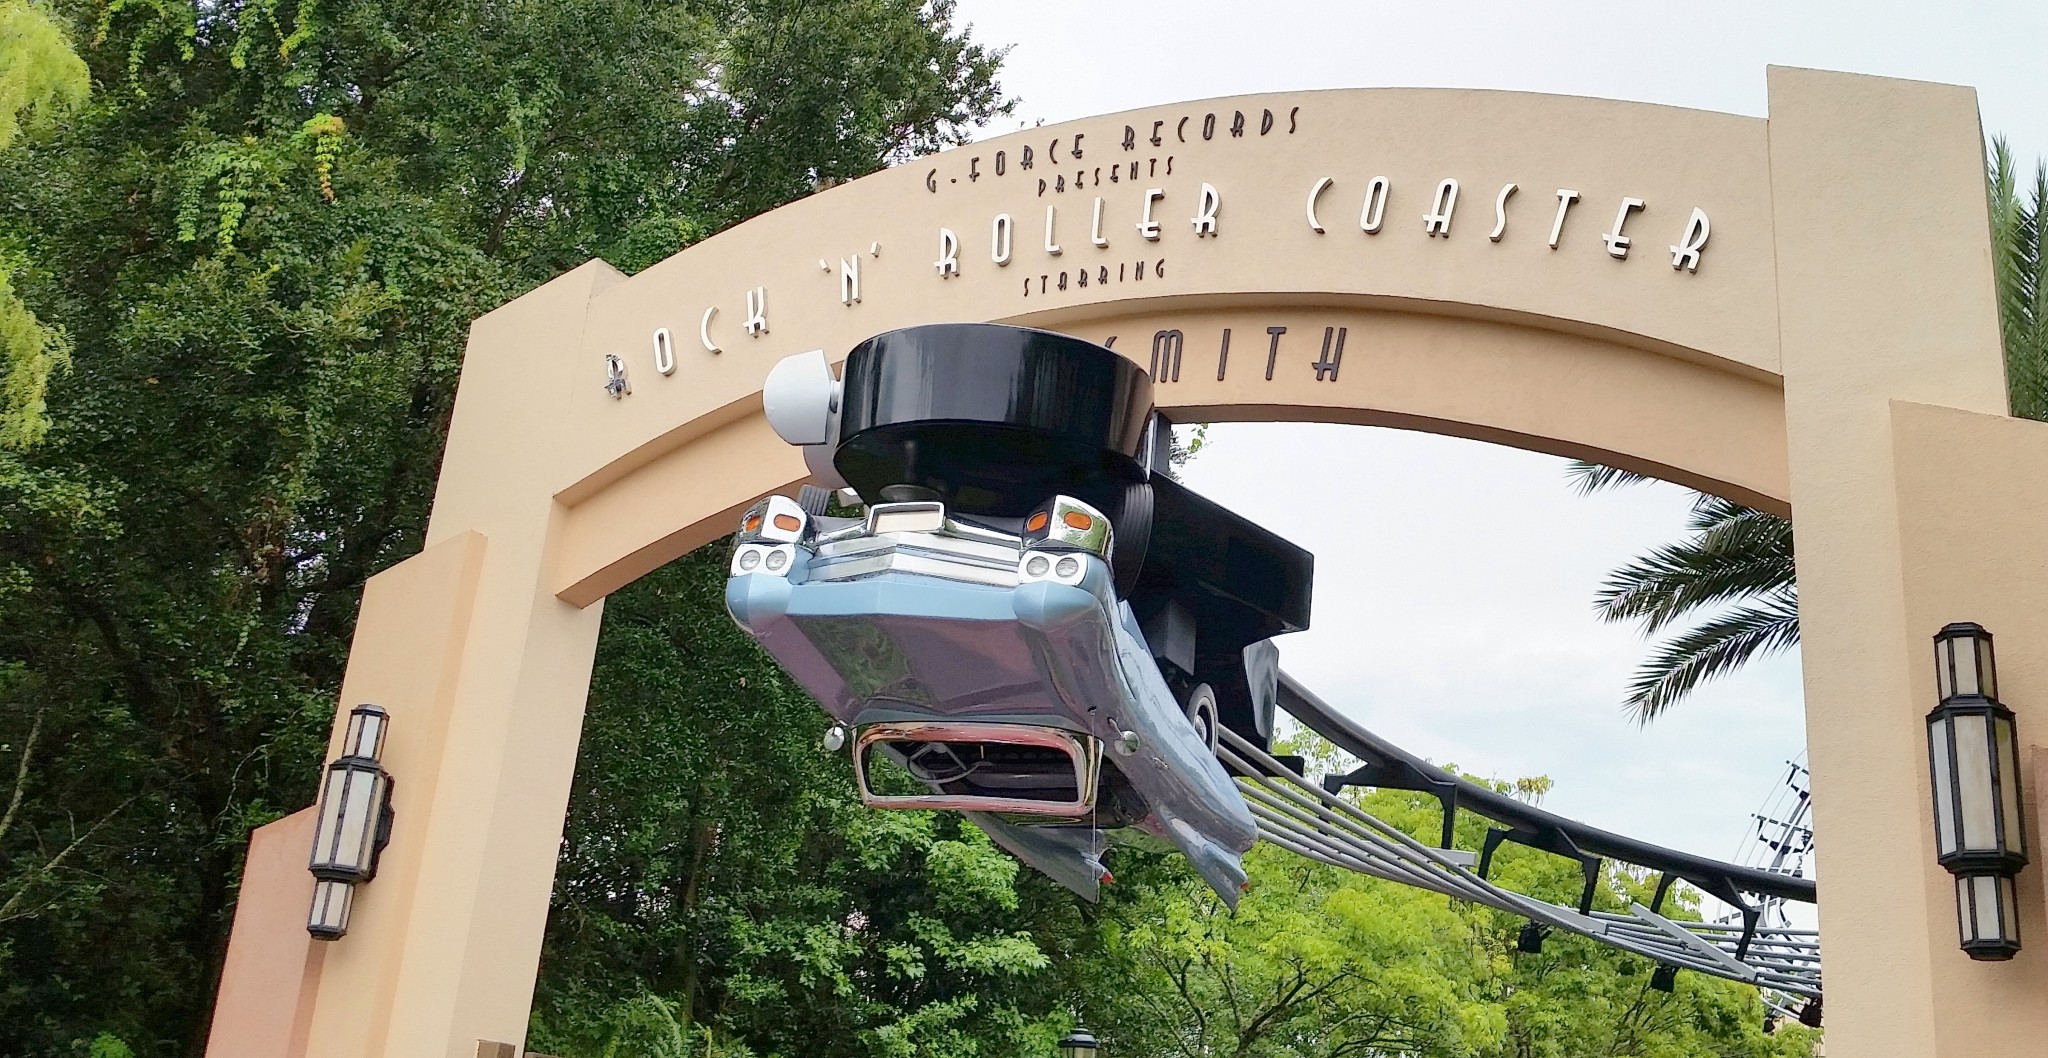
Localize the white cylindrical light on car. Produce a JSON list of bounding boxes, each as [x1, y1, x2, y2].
[[762, 349, 839, 446]]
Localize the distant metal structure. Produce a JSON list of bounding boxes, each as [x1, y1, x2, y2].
[[1223, 675, 1823, 1004], [1719, 755, 1817, 1023]]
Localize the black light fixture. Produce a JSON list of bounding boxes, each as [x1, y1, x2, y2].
[[1926, 622, 2028, 960], [1515, 921, 1548, 953], [1649, 964, 1678, 993], [307, 704, 395, 940], [1058, 1024, 1099, 1058]]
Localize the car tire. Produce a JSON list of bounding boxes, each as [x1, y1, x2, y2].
[[1184, 682, 1220, 753], [1110, 478, 1154, 597]]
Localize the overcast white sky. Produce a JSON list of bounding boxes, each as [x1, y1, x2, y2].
[[947, 0, 2048, 876]]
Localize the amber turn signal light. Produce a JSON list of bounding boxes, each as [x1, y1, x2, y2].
[[743, 513, 763, 533], [773, 513, 801, 532], [1025, 511, 1049, 533], [1062, 511, 1093, 531]]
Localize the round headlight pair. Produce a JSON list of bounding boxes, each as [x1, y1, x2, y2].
[[1022, 552, 1084, 582], [735, 545, 793, 575]]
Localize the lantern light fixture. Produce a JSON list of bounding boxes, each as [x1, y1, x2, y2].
[[1058, 1024, 1099, 1058], [1926, 622, 2027, 961], [306, 704, 395, 940]]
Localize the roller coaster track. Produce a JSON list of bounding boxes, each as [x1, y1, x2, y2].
[[1225, 673, 1822, 1017]]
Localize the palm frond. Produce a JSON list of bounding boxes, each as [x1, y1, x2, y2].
[[1564, 460, 1656, 495], [1991, 136, 2048, 421], [1595, 503, 1794, 635], [1624, 589, 1801, 722], [1595, 138, 2044, 720]]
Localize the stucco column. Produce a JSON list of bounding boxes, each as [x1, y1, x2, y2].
[[1889, 403, 2048, 1053], [298, 263, 622, 1057], [1766, 68, 2013, 1054]]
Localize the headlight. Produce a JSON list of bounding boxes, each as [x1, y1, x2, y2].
[[732, 544, 798, 577], [1019, 551, 1089, 585]]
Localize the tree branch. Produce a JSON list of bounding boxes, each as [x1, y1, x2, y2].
[[0, 797, 133, 922], [0, 706, 44, 849]]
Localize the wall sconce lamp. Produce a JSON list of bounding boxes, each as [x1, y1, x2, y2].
[[1927, 623, 2028, 960], [307, 704, 395, 940]]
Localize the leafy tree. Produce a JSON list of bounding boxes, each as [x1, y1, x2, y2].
[[0, 2, 1008, 1054], [0, 0, 1862, 1052], [1069, 729, 1820, 1058], [1088, 844, 1501, 1058], [0, 0, 89, 447], [530, 544, 1077, 1058], [1580, 138, 2048, 719]]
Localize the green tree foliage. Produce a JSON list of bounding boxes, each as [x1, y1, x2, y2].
[[1578, 139, 2048, 719], [0, 2, 1007, 1054], [0, 0, 1842, 1052], [1993, 138, 2048, 421], [530, 545, 1076, 1058], [0, 0, 90, 447], [0, 1, 88, 152], [1069, 730, 1820, 1058]]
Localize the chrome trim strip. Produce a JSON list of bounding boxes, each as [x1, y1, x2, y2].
[[814, 530, 1019, 566], [809, 551, 1019, 587], [853, 721, 1102, 818]]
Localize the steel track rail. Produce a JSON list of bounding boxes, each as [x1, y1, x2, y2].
[[1215, 715, 1823, 1001]]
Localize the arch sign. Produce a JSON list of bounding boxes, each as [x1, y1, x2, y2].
[[203, 68, 2048, 1058]]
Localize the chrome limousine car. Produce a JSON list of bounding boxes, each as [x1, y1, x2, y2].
[[726, 324, 1312, 904]]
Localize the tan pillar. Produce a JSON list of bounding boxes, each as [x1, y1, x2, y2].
[[203, 808, 323, 1057], [1891, 403, 2048, 1054], [300, 263, 623, 1058], [1766, 68, 2012, 1055]]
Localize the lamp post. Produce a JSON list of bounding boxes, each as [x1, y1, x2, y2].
[[1926, 623, 2028, 960], [306, 704, 395, 940], [1058, 1024, 1099, 1058]]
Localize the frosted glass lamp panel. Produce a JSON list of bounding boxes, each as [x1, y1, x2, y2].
[[1930, 718, 1958, 857], [1953, 713, 1999, 853], [1995, 714, 2026, 857], [344, 707, 387, 759], [308, 879, 353, 939]]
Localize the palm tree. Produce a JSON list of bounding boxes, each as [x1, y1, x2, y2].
[[1583, 137, 2048, 721]]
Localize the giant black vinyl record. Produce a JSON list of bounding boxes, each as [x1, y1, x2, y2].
[[833, 323, 1153, 515]]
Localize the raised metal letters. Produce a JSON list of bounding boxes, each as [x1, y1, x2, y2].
[[1670, 207, 1711, 272], [1360, 177, 1390, 234], [1603, 197, 1646, 259], [1489, 183, 1518, 242], [1306, 176, 1334, 234], [1549, 189, 1579, 249], [1423, 178, 1459, 238]]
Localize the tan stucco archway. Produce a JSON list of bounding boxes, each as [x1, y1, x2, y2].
[[204, 67, 2048, 1058]]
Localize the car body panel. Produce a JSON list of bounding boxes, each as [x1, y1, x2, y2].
[[726, 509, 1258, 905]]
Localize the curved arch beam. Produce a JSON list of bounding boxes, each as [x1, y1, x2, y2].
[[548, 303, 1787, 606], [268, 73, 2023, 1058]]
